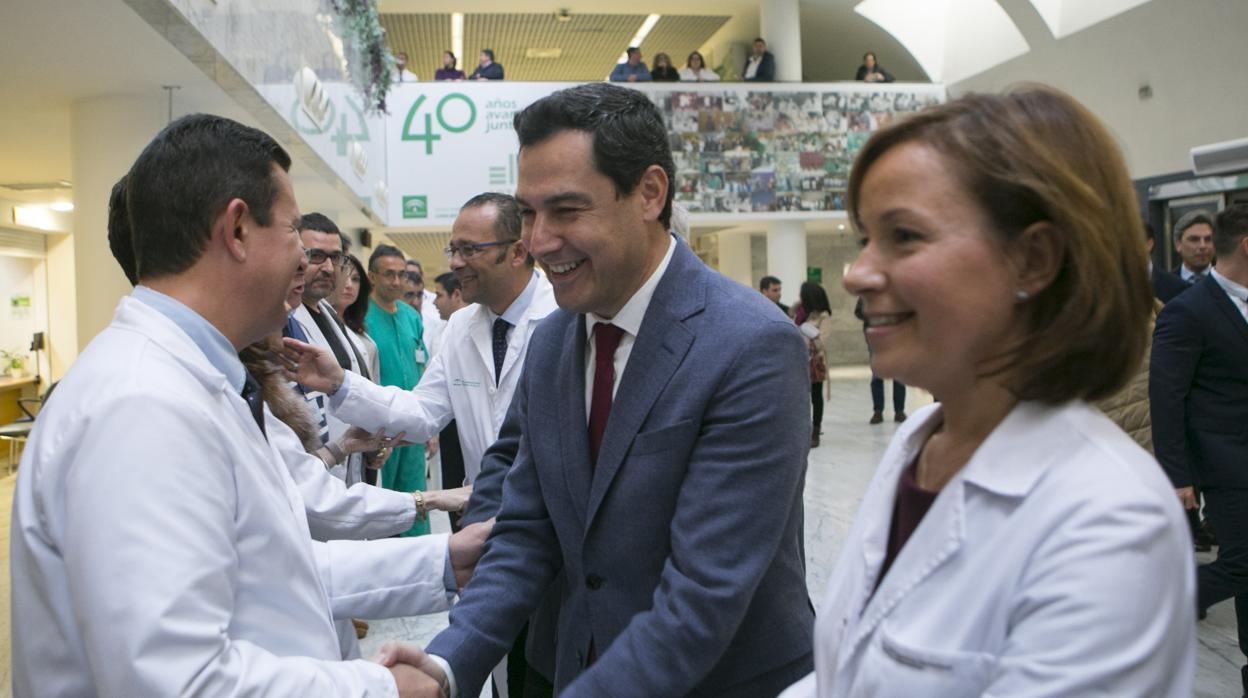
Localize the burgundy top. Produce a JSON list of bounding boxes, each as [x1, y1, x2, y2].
[[875, 459, 939, 590]]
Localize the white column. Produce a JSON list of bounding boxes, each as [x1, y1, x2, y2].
[[70, 95, 164, 351], [766, 221, 807, 307], [760, 0, 802, 81], [717, 232, 753, 289]]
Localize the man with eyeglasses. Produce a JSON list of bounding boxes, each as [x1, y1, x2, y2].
[[291, 213, 374, 487], [286, 194, 557, 693], [365, 244, 432, 536]]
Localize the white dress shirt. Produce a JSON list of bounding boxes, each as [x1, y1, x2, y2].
[[584, 235, 676, 415], [1211, 268, 1248, 323]]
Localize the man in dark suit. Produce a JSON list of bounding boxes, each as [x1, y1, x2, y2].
[[402, 82, 815, 697], [1171, 210, 1216, 284], [760, 274, 790, 315], [743, 37, 776, 81], [1147, 222, 1190, 303], [1150, 203, 1248, 692]]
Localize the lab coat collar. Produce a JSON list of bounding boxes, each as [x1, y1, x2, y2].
[[880, 399, 1068, 500], [113, 294, 237, 395], [850, 399, 1069, 653]]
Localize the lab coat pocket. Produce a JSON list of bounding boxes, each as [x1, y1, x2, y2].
[[862, 626, 994, 697]]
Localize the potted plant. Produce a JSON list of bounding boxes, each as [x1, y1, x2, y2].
[[2, 349, 27, 378]]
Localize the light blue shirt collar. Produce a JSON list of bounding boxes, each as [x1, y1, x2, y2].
[[132, 285, 246, 393]]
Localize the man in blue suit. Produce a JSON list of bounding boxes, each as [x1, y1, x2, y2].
[[401, 82, 815, 697], [1150, 203, 1248, 692]]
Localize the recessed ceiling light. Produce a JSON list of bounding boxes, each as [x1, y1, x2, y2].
[[837, 223, 845, 230], [525, 48, 563, 59], [50, 202, 74, 212]]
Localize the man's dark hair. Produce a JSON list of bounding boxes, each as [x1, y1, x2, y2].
[[759, 275, 781, 291], [626, 47, 640, 58], [406, 259, 423, 273], [435, 271, 461, 295], [513, 82, 675, 228], [406, 270, 424, 286], [1214, 203, 1248, 257], [368, 243, 406, 271], [461, 192, 533, 267], [299, 212, 340, 236], [108, 175, 138, 285], [1143, 221, 1155, 243], [462, 192, 521, 241], [482, 48, 495, 61], [125, 113, 291, 280], [1172, 209, 1215, 245], [754, 37, 766, 45]]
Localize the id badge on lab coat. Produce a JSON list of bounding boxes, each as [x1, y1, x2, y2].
[[414, 346, 427, 365]]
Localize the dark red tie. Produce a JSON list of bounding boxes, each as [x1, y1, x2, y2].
[[588, 323, 626, 466]]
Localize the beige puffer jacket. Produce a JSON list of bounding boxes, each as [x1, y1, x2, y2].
[[1094, 301, 1162, 453]]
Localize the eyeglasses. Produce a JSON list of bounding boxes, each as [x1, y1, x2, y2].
[[305, 249, 346, 267], [443, 240, 515, 260]]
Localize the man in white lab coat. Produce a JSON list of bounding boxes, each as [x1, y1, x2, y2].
[[10, 114, 472, 697], [293, 212, 371, 485], [292, 193, 556, 489], [286, 192, 558, 696]]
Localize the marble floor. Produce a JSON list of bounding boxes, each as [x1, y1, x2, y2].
[[359, 368, 1243, 697]]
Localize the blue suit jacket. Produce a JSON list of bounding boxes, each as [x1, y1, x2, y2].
[[429, 239, 814, 696], [1150, 276, 1248, 488]]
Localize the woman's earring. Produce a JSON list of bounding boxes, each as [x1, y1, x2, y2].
[[1015, 290, 1031, 301]]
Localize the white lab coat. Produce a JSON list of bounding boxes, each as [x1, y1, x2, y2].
[[781, 400, 1195, 698], [333, 275, 557, 485], [420, 288, 443, 357], [11, 297, 452, 697], [269, 410, 416, 541], [294, 300, 367, 484]]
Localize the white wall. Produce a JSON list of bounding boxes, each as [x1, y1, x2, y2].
[[951, 0, 1248, 178], [0, 253, 48, 376]]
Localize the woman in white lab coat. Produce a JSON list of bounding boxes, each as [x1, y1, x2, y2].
[[781, 86, 1195, 697]]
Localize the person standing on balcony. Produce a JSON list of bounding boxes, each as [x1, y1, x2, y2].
[[436, 50, 465, 81], [470, 49, 505, 80], [744, 38, 776, 82], [609, 47, 652, 82]]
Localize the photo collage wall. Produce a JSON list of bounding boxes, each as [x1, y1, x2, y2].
[[654, 88, 943, 214]]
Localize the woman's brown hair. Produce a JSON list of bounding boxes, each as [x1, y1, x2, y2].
[[847, 85, 1153, 403]]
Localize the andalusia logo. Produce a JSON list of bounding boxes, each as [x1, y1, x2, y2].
[[402, 196, 428, 219]]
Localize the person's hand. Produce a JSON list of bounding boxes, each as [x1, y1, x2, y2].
[[425, 485, 473, 514], [387, 663, 442, 698], [1176, 486, 1198, 510], [449, 518, 494, 590], [425, 436, 439, 459], [341, 426, 406, 455], [279, 338, 345, 394], [376, 641, 448, 695], [627, 75, 637, 82]]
